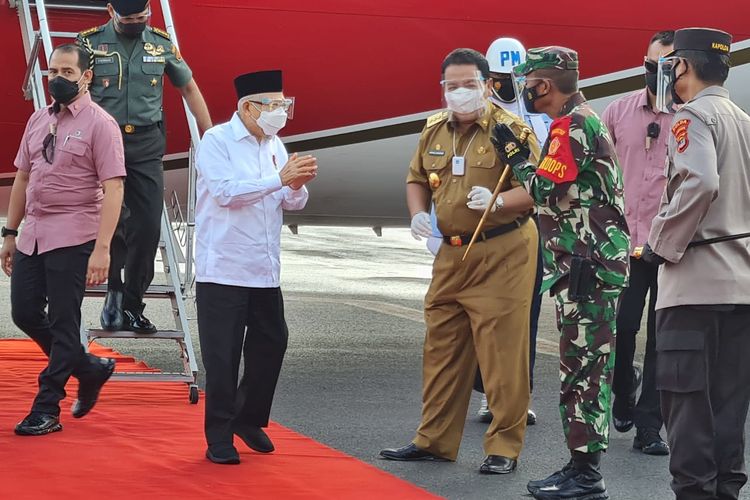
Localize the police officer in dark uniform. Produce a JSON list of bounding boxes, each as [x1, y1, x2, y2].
[[78, 0, 212, 333], [643, 27, 750, 500]]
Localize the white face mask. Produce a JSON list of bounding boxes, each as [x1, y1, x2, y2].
[[255, 107, 288, 136], [444, 87, 486, 114]]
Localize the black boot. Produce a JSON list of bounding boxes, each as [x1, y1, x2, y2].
[[532, 451, 608, 499], [100, 290, 124, 331]]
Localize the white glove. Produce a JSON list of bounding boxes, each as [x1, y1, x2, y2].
[[410, 211, 433, 240], [466, 186, 496, 212]]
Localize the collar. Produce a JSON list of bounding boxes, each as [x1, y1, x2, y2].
[[689, 85, 730, 103], [448, 103, 493, 132], [638, 87, 651, 109], [230, 112, 263, 144], [47, 91, 92, 117], [559, 91, 587, 116]]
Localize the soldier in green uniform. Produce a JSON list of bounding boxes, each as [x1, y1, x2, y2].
[[78, 0, 212, 333], [493, 47, 630, 499]]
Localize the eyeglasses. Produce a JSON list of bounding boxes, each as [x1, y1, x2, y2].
[[42, 131, 55, 164], [644, 58, 658, 74], [115, 8, 152, 24], [247, 97, 295, 118]]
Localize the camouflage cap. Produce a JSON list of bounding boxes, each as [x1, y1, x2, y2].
[[513, 46, 579, 76]]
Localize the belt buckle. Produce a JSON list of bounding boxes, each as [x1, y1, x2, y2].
[[449, 236, 463, 247], [124, 124, 135, 134]]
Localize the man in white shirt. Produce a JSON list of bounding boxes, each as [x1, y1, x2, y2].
[[194, 70, 317, 465]]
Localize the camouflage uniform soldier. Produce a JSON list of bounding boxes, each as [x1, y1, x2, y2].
[[493, 47, 630, 500]]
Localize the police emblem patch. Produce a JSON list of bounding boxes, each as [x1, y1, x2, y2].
[[672, 119, 691, 153]]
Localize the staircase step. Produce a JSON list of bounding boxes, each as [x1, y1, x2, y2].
[[87, 329, 185, 340], [110, 372, 194, 383], [84, 284, 176, 298]]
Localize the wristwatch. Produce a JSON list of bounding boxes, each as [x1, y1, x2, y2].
[[494, 195, 505, 212], [1, 226, 18, 238]]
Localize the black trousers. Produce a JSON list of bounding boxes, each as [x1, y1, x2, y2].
[[612, 257, 662, 430], [108, 125, 166, 314], [196, 282, 289, 446], [11, 242, 105, 415], [656, 305, 750, 500]]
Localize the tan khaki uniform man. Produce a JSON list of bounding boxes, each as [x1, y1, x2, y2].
[[380, 48, 540, 474]]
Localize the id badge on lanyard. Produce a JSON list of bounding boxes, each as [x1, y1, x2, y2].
[[452, 156, 465, 176]]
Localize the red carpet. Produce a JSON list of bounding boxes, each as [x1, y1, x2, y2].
[[0, 339, 440, 500]]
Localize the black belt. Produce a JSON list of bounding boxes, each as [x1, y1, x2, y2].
[[443, 216, 529, 247], [121, 123, 160, 134]]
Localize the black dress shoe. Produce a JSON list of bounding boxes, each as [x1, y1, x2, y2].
[[123, 310, 157, 334], [206, 444, 240, 465], [72, 358, 116, 418], [235, 426, 274, 453], [613, 367, 643, 433], [379, 443, 449, 462], [15, 413, 62, 436], [532, 472, 608, 499], [100, 290, 124, 331], [479, 455, 517, 474], [527, 409, 537, 426], [633, 428, 670, 456]]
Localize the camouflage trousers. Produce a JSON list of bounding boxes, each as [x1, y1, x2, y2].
[[553, 281, 622, 453]]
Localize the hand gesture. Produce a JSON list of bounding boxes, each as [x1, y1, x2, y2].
[[280, 153, 318, 188], [466, 186, 496, 212], [491, 124, 530, 167], [86, 245, 110, 287], [0, 237, 16, 277], [410, 211, 433, 240]]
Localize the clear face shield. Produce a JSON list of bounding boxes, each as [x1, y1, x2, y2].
[[247, 96, 295, 119], [440, 70, 488, 114], [656, 56, 680, 113]]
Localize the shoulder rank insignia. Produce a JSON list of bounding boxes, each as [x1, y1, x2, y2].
[[425, 111, 448, 129], [150, 27, 171, 40], [78, 25, 104, 38]]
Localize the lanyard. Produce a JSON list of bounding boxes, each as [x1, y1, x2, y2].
[[452, 128, 480, 158]]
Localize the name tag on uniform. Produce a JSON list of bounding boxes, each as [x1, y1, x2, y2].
[[452, 156, 465, 176], [428, 150, 445, 156], [143, 56, 166, 63], [95, 57, 114, 64]]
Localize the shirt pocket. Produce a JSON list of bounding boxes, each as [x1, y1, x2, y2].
[[421, 153, 449, 192], [91, 62, 121, 100], [58, 138, 91, 171]]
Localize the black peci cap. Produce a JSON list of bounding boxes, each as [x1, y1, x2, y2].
[[109, 0, 149, 16], [233, 70, 283, 100], [667, 27, 732, 57]]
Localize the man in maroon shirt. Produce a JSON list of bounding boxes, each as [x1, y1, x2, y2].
[[0, 44, 125, 436], [601, 30, 675, 456]]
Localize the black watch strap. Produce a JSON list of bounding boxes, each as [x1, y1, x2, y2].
[[1, 226, 18, 237]]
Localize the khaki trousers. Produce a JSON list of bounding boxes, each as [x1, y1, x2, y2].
[[413, 219, 538, 460]]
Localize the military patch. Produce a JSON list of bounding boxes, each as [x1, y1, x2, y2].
[[143, 56, 166, 63], [103, 78, 110, 88], [95, 57, 114, 64], [426, 111, 448, 129], [672, 118, 690, 153], [150, 27, 171, 40], [428, 150, 445, 156], [172, 45, 183, 61], [536, 116, 578, 183], [97, 44, 108, 52], [79, 25, 103, 38]]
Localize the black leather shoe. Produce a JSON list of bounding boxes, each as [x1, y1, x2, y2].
[[532, 472, 608, 499], [379, 443, 449, 462], [527, 409, 537, 426], [613, 366, 642, 433], [235, 426, 274, 453], [72, 358, 116, 418], [14, 413, 62, 436], [633, 428, 670, 456], [479, 455, 517, 474], [100, 290, 124, 331], [527, 461, 576, 494], [123, 310, 157, 334], [206, 444, 240, 465]]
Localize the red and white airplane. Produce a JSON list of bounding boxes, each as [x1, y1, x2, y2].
[[1, 0, 749, 227]]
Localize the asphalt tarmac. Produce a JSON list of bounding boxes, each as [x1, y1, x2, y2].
[[0, 225, 748, 500]]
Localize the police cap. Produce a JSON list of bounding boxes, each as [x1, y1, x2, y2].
[[513, 46, 578, 76], [668, 27, 732, 56], [109, 0, 149, 16], [234, 70, 283, 100]]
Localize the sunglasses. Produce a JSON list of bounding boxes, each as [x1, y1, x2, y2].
[[644, 59, 658, 74], [42, 132, 55, 164]]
